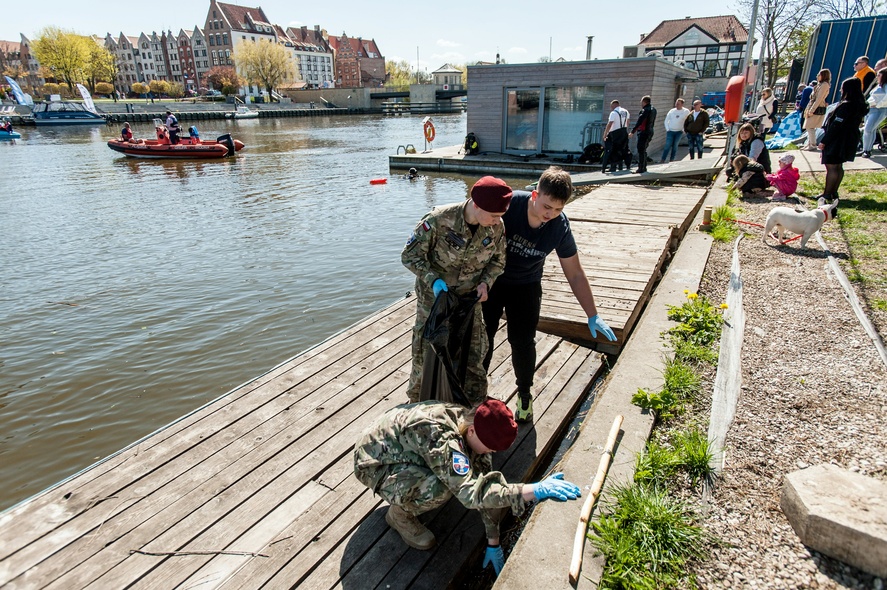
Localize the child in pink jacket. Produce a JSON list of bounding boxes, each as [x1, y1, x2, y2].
[[767, 154, 800, 201]]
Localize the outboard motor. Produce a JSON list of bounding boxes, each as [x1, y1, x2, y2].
[[216, 133, 235, 157]]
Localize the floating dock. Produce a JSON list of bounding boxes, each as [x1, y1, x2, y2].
[[0, 184, 707, 589]]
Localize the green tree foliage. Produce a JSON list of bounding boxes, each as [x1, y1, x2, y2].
[[32, 27, 90, 91], [85, 43, 117, 93], [166, 82, 184, 99], [148, 79, 169, 96], [95, 82, 115, 95], [206, 65, 243, 96], [385, 59, 413, 89], [233, 40, 295, 99]]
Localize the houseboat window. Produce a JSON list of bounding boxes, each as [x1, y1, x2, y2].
[[504, 85, 604, 155]]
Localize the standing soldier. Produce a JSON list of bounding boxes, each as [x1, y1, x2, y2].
[[353, 398, 582, 576], [401, 177, 512, 404]]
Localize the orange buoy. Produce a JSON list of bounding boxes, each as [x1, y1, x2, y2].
[[370, 178, 387, 185], [423, 118, 436, 143]]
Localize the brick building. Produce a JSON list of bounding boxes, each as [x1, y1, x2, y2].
[[327, 34, 384, 88]]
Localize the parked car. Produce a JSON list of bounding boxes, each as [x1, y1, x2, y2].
[[205, 90, 222, 97]]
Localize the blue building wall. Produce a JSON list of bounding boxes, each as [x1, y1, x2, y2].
[[803, 16, 887, 103]]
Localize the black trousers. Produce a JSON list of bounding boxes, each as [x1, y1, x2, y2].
[[481, 281, 542, 395], [636, 131, 653, 171], [601, 128, 629, 172]]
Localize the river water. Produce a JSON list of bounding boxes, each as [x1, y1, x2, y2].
[[0, 113, 539, 511]]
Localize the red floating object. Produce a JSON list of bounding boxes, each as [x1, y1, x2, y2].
[[370, 178, 387, 185]]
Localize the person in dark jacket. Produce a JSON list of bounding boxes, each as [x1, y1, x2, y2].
[[731, 155, 771, 197], [629, 95, 656, 173], [683, 100, 710, 159], [818, 77, 868, 202], [734, 123, 771, 173]]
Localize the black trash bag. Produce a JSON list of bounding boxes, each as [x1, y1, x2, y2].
[[419, 291, 480, 407]]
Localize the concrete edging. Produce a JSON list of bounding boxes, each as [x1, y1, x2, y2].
[[494, 174, 730, 589]]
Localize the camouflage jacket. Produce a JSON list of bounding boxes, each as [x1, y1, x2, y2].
[[354, 401, 526, 537], [401, 201, 506, 297]]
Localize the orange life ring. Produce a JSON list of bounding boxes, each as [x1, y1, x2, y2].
[[423, 120, 436, 143]]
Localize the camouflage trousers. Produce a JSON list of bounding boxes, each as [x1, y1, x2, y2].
[[406, 292, 489, 404], [354, 462, 451, 515]]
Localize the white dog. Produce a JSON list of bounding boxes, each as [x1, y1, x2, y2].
[[763, 197, 839, 248]]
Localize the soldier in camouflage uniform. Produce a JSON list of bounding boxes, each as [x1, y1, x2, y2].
[[353, 399, 582, 576], [401, 177, 513, 404]]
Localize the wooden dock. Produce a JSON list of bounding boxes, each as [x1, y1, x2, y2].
[[0, 183, 707, 589]]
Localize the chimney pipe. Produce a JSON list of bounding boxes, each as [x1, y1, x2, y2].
[[586, 36, 594, 60]]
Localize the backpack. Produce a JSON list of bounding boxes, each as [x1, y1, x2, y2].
[[578, 143, 604, 164], [768, 99, 779, 122], [463, 132, 479, 155]]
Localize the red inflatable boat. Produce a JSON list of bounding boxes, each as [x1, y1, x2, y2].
[[108, 124, 244, 159]]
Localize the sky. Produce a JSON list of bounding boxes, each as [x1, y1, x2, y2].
[[2, 0, 742, 72]]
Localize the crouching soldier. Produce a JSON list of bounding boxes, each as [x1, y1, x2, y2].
[[353, 399, 582, 576]]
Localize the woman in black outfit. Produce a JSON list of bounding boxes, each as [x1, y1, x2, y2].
[[818, 77, 868, 201]]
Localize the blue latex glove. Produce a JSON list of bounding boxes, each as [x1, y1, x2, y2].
[[588, 315, 617, 342], [533, 472, 582, 502], [432, 279, 448, 299], [483, 544, 505, 576]]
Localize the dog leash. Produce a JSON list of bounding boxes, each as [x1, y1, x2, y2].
[[724, 217, 802, 244]]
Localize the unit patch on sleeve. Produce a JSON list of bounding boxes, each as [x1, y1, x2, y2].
[[422, 221, 432, 233], [482, 236, 492, 247], [452, 451, 470, 475]]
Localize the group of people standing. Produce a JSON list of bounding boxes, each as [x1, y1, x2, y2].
[[732, 54, 886, 206], [354, 166, 616, 575], [599, 96, 710, 174]]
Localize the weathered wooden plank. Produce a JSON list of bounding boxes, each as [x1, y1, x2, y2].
[[43, 343, 413, 589]]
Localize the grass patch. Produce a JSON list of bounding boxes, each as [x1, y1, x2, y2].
[[800, 171, 887, 325], [591, 483, 711, 590], [666, 294, 724, 347], [709, 204, 739, 243]]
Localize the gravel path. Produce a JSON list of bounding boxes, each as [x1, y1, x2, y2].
[[694, 195, 887, 590]]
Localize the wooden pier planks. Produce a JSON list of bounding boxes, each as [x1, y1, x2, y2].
[[0, 296, 601, 590], [538, 185, 707, 345], [0, 183, 708, 589]]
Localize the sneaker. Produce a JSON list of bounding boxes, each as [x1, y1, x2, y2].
[[862, 151, 872, 158], [515, 393, 533, 423], [386, 505, 436, 550], [772, 193, 786, 201]]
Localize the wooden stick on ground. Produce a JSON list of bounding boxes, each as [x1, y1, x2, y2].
[[568, 414, 624, 585]]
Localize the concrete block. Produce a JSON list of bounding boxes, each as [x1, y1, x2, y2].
[[781, 463, 887, 578]]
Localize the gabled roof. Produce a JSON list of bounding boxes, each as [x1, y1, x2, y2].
[[217, 2, 272, 33], [433, 63, 462, 74], [640, 15, 747, 47], [328, 35, 383, 59]]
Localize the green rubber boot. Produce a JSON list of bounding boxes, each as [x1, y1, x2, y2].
[[515, 392, 533, 423]]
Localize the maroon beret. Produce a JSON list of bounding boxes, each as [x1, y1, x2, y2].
[[474, 399, 518, 451], [470, 176, 513, 213]]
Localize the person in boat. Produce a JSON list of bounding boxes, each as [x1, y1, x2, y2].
[[353, 398, 581, 576], [401, 176, 512, 404], [481, 166, 616, 423], [165, 111, 181, 144], [1, 118, 12, 133], [188, 125, 200, 143], [121, 122, 133, 142]]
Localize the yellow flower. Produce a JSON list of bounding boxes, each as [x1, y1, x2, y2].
[[720, 303, 729, 309], [683, 289, 689, 294], [688, 293, 698, 300]]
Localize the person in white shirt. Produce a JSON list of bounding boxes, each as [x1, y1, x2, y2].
[[601, 99, 631, 173], [661, 98, 690, 162], [753, 88, 776, 134]]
